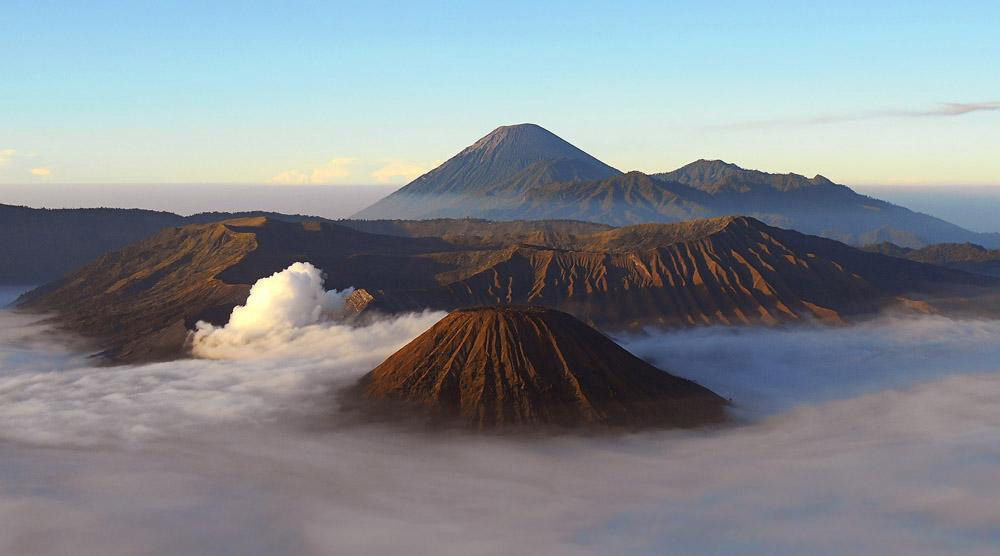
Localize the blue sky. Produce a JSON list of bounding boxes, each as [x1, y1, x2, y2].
[[2, 0, 998, 185]]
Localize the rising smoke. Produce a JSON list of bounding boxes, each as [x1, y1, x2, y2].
[[193, 262, 353, 358], [1, 265, 1000, 555]]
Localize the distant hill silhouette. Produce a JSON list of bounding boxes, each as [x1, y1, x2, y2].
[[864, 241, 1000, 277], [0, 205, 183, 286], [0, 204, 324, 286], [351, 124, 1000, 248]]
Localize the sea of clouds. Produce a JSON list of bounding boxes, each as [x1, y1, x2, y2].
[[1, 265, 1000, 555]]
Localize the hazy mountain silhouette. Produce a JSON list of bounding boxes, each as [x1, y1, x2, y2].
[[351, 125, 1000, 248], [0, 204, 326, 286], [352, 124, 620, 219], [864, 241, 1000, 277], [359, 306, 728, 430], [6, 125, 998, 287], [656, 159, 836, 193]]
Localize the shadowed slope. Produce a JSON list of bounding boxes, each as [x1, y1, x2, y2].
[[482, 171, 715, 225], [15, 217, 456, 361], [18, 216, 996, 363], [353, 124, 620, 219], [864, 241, 1000, 277], [360, 306, 728, 430], [480, 162, 999, 247], [374, 216, 996, 327], [656, 159, 838, 194], [0, 203, 337, 286], [0, 204, 187, 286]]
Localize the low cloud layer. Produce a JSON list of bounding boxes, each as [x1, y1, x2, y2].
[[2, 269, 1000, 554]]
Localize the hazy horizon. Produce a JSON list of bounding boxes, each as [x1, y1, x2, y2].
[[0, 184, 399, 219], [3, 182, 1000, 233]]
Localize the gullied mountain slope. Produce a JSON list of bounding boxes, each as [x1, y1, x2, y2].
[[17, 220, 258, 361], [18, 216, 997, 362], [360, 306, 728, 429], [14, 217, 455, 361], [864, 241, 1000, 277], [373, 216, 995, 327], [352, 124, 620, 219]]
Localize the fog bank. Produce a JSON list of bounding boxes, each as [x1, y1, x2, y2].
[[1, 296, 1000, 553]]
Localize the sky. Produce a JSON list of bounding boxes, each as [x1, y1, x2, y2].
[[2, 0, 999, 187]]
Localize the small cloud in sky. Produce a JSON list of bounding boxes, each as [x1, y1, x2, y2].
[[371, 161, 430, 183], [930, 102, 1000, 116], [713, 100, 1000, 130], [0, 149, 16, 167], [30, 167, 51, 177], [271, 157, 355, 185]]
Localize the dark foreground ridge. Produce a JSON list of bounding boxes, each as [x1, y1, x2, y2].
[[358, 306, 728, 430]]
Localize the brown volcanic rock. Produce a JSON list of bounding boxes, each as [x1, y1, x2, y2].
[[375, 216, 998, 327], [360, 306, 727, 430], [18, 215, 998, 363], [0, 203, 346, 286]]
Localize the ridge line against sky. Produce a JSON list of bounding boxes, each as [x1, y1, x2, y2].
[[2, 1, 999, 187]]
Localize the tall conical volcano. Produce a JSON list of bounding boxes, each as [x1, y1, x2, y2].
[[359, 306, 728, 430], [353, 124, 620, 219]]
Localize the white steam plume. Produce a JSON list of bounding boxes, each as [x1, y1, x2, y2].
[[0, 264, 446, 444], [193, 262, 359, 359]]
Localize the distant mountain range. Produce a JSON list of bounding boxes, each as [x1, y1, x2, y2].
[[18, 215, 994, 363], [864, 241, 1000, 277], [4, 122, 997, 293], [353, 124, 1000, 249]]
